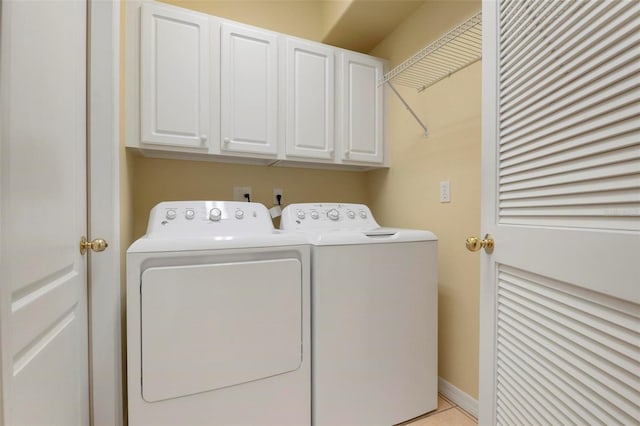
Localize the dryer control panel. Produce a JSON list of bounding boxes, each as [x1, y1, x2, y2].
[[146, 201, 275, 237], [280, 203, 380, 231]]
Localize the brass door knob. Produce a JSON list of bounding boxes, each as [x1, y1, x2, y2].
[[80, 237, 109, 255], [465, 234, 494, 254]]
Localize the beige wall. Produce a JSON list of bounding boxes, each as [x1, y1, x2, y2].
[[131, 158, 368, 238], [159, 0, 327, 41], [368, 0, 481, 399]]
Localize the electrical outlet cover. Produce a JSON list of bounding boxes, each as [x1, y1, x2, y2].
[[233, 186, 252, 202], [273, 188, 283, 205]]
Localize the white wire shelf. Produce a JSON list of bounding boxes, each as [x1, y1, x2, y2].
[[381, 11, 482, 92], [379, 11, 482, 137]]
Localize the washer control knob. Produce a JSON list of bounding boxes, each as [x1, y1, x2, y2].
[[359, 210, 367, 219], [209, 208, 222, 222], [235, 209, 244, 219], [185, 209, 195, 220], [327, 209, 340, 221], [310, 210, 319, 220], [297, 210, 306, 220], [347, 210, 356, 219], [166, 210, 177, 220]]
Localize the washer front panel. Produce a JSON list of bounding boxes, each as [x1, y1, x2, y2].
[[140, 258, 302, 402]]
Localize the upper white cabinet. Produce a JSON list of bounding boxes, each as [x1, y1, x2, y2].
[[220, 23, 279, 156], [140, 3, 210, 149], [284, 39, 335, 160], [132, 2, 387, 169], [340, 52, 384, 164]]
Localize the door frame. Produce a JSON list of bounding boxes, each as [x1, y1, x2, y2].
[[478, 1, 498, 424], [88, 0, 122, 425], [0, 1, 122, 424]]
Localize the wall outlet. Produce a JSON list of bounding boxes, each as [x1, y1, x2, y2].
[[233, 186, 252, 202], [439, 181, 451, 203], [273, 188, 283, 205]]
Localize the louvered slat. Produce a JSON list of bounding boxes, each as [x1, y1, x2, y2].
[[500, 0, 607, 89], [500, 50, 639, 137], [497, 357, 573, 425], [497, 0, 640, 231], [501, 145, 640, 185], [500, 1, 551, 54], [500, 102, 640, 155], [500, 1, 634, 100], [500, 130, 639, 171], [500, 0, 577, 70], [495, 265, 640, 425]]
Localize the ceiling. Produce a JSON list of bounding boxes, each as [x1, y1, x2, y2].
[[322, 0, 425, 53]]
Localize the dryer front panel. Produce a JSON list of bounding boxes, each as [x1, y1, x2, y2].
[[140, 258, 302, 402]]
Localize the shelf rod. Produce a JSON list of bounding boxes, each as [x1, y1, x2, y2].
[[387, 82, 428, 137]]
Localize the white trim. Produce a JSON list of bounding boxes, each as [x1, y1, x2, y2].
[[88, 1, 123, 425], [0, 2, 10, 424], [478, 1, 498, 425], [438, 377, 479, 419]]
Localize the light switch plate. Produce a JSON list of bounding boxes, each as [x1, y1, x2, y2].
[[440, 181, 451, 203]]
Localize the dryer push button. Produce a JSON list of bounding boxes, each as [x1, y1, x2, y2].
[[209, 208, 222, 221]]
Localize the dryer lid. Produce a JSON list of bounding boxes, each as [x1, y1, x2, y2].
[[128, 201, 308, 253]]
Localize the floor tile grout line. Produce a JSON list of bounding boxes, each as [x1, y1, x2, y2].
[[455, 406, 478, 422]]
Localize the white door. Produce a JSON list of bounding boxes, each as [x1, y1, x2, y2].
[[140, 3, 211, 149], [285, 39, 335, 160], [221, 23, 279, 156], [479, 1, 640, 425], [0, 1, 90, 424], [340, 52, 384, 164]]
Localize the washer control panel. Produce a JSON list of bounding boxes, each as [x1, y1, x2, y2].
[[280, 203, 379, 231], [146, 201, 274, 237]]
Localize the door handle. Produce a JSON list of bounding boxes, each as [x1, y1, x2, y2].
[[80, 237, 109, 255], [465, 234, 494, 254]]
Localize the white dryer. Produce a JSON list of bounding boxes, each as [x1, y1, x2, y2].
[[281, 203, 438, 426], [127, 201, 310, 426]]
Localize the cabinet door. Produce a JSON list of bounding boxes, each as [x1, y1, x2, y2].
[[285, 39, 335, 160], [221, 23, 278, 156], [341, 53, 384, 164], [140, 4, 210, 148]]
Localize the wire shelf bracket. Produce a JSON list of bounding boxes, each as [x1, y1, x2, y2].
[[380, 11, 482, 137]]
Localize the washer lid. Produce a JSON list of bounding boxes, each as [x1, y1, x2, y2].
[[280, 203, 380, 231], [301, 227, 437, 246], [280, 203, 437, 245]]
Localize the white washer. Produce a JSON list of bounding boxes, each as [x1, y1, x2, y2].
[[127, 201, 310, 426], [280, 203, 438, 426]]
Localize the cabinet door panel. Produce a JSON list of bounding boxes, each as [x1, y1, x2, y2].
[[221, 24, 278, 155], [285, 40, 335, 159], [140, 4, 209, 148], [342, 53, 384, 164]]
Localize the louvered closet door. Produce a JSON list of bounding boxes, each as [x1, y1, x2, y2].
[[479, 1, 640, 425]]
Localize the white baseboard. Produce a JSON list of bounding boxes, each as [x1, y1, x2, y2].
[[438, 377, 478, 419]]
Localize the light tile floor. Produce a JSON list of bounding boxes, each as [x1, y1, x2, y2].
[[399, 394, 477, 426]]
